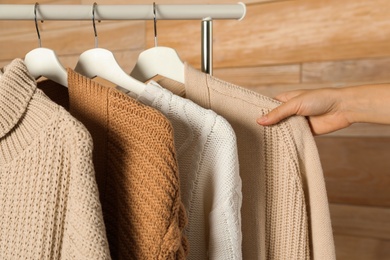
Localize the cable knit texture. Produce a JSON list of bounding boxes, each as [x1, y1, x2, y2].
[[0, 59, 111, 259], [67, 70, 188, 260], [157, 64, 336, 260], [121, 80, 242, 260]]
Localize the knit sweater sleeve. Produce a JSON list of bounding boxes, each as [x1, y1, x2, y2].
[[58, 113, 111, 260], [204, 116, 242, 260]]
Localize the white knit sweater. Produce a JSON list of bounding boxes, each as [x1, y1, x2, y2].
[[122, 81, 242, 260], [0, 59, 111, 259]]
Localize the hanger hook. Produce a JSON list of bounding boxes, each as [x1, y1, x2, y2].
[[153, 2, 158, 47], [92, 2, 99, 48], [34, 2, 43, 48]]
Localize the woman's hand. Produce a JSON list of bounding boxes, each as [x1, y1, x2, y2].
[[257, 84, 390, 135], [257, 88, 353, 135]]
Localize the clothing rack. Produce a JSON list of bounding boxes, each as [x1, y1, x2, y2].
[[0, 4, 247, 75]]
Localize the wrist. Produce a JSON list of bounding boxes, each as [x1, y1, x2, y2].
[[340, 86, 362, 124], [340, 84, 390, 125]]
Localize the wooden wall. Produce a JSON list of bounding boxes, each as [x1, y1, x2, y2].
[[1, 0, 390, 259]]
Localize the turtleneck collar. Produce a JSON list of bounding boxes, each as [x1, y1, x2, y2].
[[0, 59, 60, 166], [0, 59, 37, 138]]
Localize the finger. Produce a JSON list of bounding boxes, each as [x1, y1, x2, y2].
[[274, 90, 306, 103], [257, 99, 300, 126]]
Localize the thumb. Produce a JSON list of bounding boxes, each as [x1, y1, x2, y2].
[[257, 99, 300, 126], [275, 89, 306, 102]]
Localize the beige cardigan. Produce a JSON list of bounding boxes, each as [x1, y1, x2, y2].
[[157, 64, 336, 260], [0, 59, 111, 259]]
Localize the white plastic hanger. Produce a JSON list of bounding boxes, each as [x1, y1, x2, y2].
[[24, 3, 67, 87], [74, 3, 146, 96], [130, 3, 184, 84]]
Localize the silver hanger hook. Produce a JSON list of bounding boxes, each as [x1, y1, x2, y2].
[[92, 2, 99, 48], [34, 2, 43, 47], [153, 2, 158, 47]]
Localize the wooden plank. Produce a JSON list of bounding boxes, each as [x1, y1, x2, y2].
[[0, 0, 82, 35], [81, 0, 147, 3], [0, 20, 144, 61], [214, 56, 390, 92], [303, 57, 390, 83], [330, 204, 390, 240], [214, 0, 390, 67], [0, 20, 36, 36], [248, 82, 351, 98], [81, 0, 290, 4], [316, 137, 390, 207], [325, 123, 390, 138], [214, 64, 301, 86], [240, 81, 390, 96], [145, 19, 201, 67], [110, 49, 143, 72], [334, 234, 390, 260], [147, 0, 390, 68], [0, 0, 69, 4]]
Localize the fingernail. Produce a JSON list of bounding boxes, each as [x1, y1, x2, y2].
[[257, 116, 268, 124]]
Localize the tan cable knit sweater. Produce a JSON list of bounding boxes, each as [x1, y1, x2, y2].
[[66, 70, 187, 259], [0, 59, 111, 259], [157, 64, 336, 260]]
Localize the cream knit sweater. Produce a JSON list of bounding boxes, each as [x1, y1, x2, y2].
[[122, 80, 242, 260], [158, 64, 336, 260], [0, 59, 111, 259]]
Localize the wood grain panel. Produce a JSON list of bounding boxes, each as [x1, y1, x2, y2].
[[334, 235, 390, 260], [325, 123, 390, 138], [0, 20, 36, 36], [0, 20, 144, 62], [316, 137, 390, 207], [0, 0, 82, 34], [211, 57, 390, 92], [214, 64, 300, 86], [0, 0, 67, 4], [303, 57, 390, 83], [244, 81, 341, 94], [81, 0, 149, 4], [248, 82, 351, 97], [110, 49, 143, 72], [330, 204, 390, 240], [0, 1, 389, 258], [147, 0, 390, 68], [81, 0, 289, 4], [145, 19, 201, 67]]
